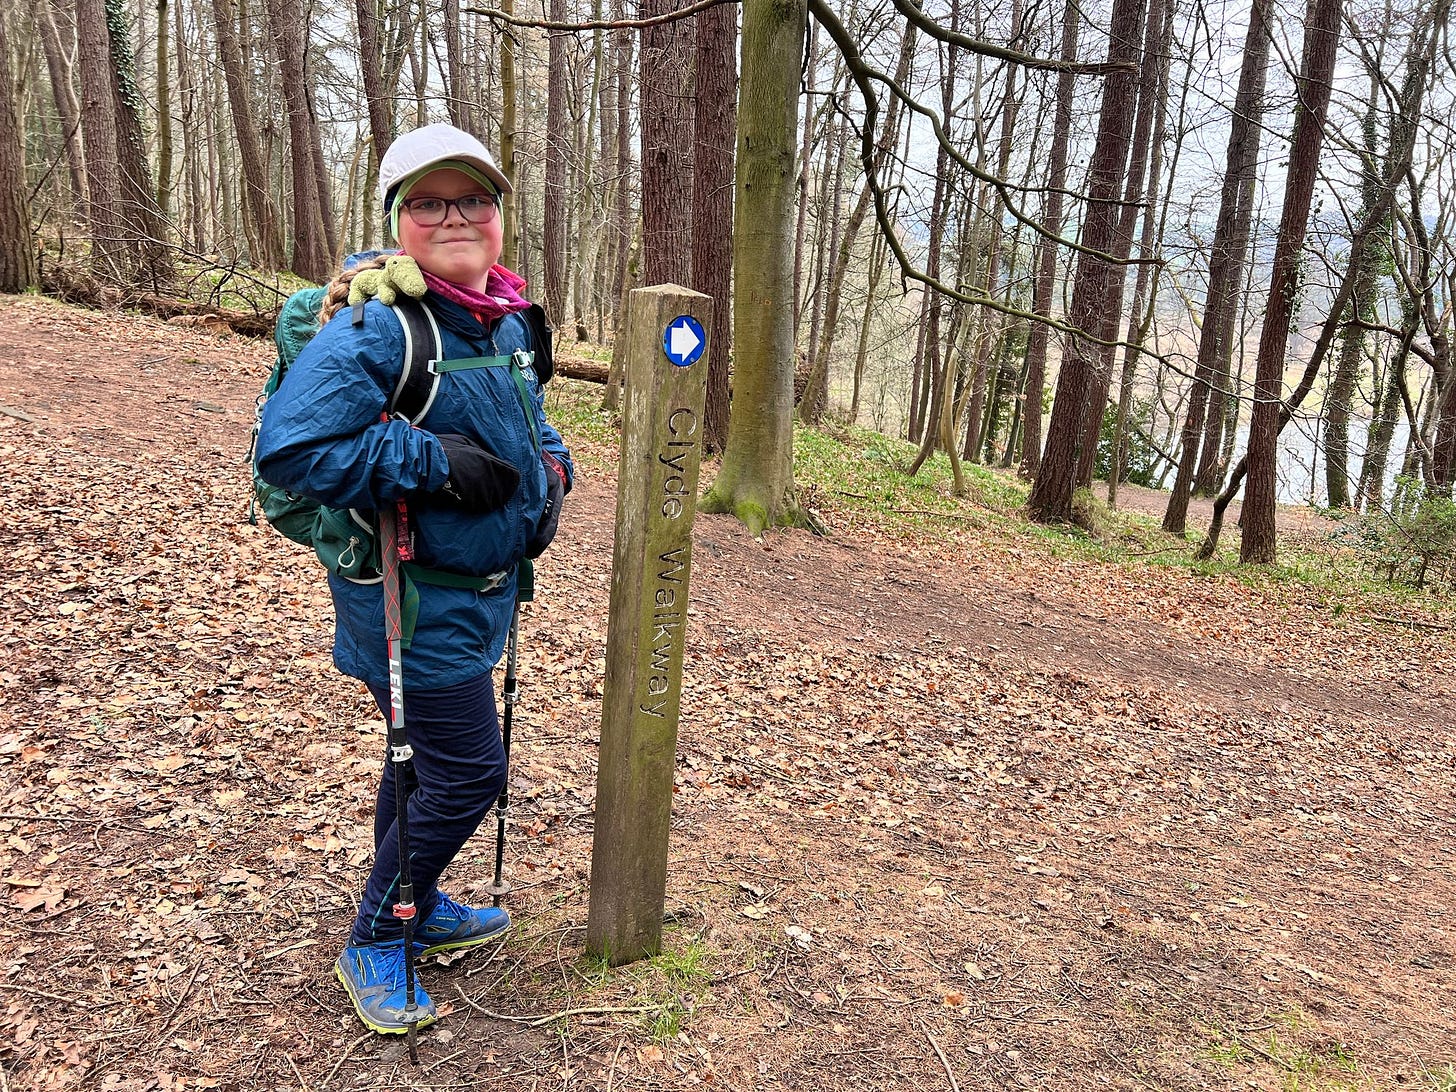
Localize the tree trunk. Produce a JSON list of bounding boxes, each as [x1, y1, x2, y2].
[[1164, 0, 1270, 527], [74, 0, 131, 278], [610, 2, 633, 314], [1239, 0, 1342, 563], [0, 16, 37, 292], [802, 24, 915, 427], [442, 0, 466, 126], [849, 230, 887, 424], [965, 9, 1025, 464], [306, 65, 339, 260], [1109, 0, 1174, 506], [799, 114, 844, 423], [1358, 332, 1407, 509], [212, 0, 284, 269], [1018, 0, 1079, 481], [703, 0, 807, 534], [1027, 0, 1146, 522], [1072, 0, 1165, 490], [104, 0, 173, 284], [155, 0, 173, 220], [1323, 88, 1382, 509], [40, 3, 88, 211], [905, 132, 955, 475], [639, 0, 695, 285], [499, 0, 518, 266], [603, 222, 640, 412], [356, 0, 393, 161], [692, 0, 737, 453], [264, 0, 331, 280], [791, 23, 819, 335], [542, 0, 568, 326]]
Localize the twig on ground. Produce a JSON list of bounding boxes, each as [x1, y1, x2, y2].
[[605, 1039, 624, 1092], [919, 1021, 961, 1092], [422, 1048, 468, 1074], [285, 1051, 313, 1092], [1371, 614, 1454, 630], [0, 983, 122, 1008], [453, 988, 661, 1028], [320, 1033, 373, 1089], [155, 959, 205, 1038]]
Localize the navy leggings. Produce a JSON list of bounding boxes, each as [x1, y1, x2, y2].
[[351, 671, 507, 946]]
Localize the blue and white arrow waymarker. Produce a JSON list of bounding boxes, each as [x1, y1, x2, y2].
[[663, 315, 706, 368]]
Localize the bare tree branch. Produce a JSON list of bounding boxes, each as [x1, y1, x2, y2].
[[466, 0, 733, 31], [809, 0, 1154, 358], [886, 0, 1136, 74]]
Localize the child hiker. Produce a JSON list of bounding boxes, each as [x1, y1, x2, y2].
[[255, 123, 573, 1035]]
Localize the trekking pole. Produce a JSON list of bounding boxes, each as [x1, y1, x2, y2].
[[489, 559, 533, 907], [379, 499, 423, 1062]]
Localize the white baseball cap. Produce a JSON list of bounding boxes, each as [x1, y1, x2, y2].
[[377, 123, 513, 207]]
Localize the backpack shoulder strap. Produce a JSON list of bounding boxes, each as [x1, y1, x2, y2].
[[521, 303, 554, 384], [387, 298, 444, 423]]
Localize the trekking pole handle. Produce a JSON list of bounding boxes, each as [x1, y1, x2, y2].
[[394, 498, 415, 563]]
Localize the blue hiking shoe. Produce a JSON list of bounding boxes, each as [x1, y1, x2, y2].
[[335, 942, 437, 1035], [413, 893, 510, 959]]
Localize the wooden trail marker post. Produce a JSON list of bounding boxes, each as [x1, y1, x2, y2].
[[586, 284, 711, 965]]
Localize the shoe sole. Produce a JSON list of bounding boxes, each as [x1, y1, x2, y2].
[[334, 963, 438, 1035], [416, 920, 510, 960]]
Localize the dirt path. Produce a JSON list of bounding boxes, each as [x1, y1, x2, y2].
[[1, 295, 1453, 1091]]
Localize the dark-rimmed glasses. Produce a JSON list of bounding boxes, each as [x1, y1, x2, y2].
[[398, 194, 499, 226]]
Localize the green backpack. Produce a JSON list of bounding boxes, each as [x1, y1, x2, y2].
[[247, 291, 443, 581]]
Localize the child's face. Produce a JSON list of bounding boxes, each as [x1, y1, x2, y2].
[[394, 168, 502, 291]]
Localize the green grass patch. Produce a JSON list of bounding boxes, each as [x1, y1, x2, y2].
[[569, 935, 712, 1043], [535, 382, 1455, 617], [1426, 1063, 1456, 1092], [544, 377, 621, 452], [1200, 1011, 1365, 1092], [793, 421, 1025, 534]]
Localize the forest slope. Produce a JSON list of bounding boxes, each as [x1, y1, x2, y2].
[[1, 295, 1452, 1091]]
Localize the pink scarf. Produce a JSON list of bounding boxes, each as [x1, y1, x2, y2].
[[410, 261, 533, 326]]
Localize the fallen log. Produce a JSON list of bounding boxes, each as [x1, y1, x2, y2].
[[553, 353, 609, 385]]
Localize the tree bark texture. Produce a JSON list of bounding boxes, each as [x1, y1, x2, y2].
[[1027, 0, 1146, 522], [356, 0, 393, 161], [74, 0, 130, 278], [155, 0, 173, 220], [0, 17, 37, 292], [212, 0, 284, 269], [691, 0, 737, 452], [1164, 0, 1269, 529], [500, 0, 519, 266], [264, 0, 332, 281], [1072, 0, 1166, 490], [639, 0, 695, 286], [1323, 81, 1383, 509], [1240, 0, 1342, 563], [1018, 0, 1079, 481], [703, 0, 806, 534], [103, 0, 173, 283], [543, 0, 568, 326], [40, 3, 88, 210], [1109, 0, 1174, 506]]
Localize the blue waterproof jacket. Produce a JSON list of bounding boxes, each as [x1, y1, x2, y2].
[[255, 293, 573, 690]]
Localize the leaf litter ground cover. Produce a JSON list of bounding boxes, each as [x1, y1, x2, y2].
[[0, 294, 1452, 1091]]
